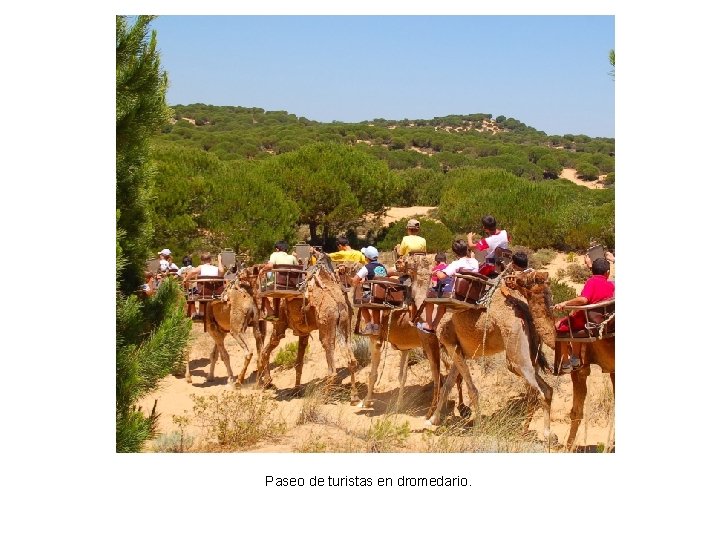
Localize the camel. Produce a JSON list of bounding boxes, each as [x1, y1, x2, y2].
[[184, 271, 267, 386], [358, 254, 467, 419], [507, 272, 615, 450], [254, 259, 359, 402], [426, 270, 555, 442]]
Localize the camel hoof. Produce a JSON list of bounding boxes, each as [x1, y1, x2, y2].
[[357, 400, 373, 409], [458, 404, 472, 419], [427, 415, 441, 426], [185, 376, 192, 384]]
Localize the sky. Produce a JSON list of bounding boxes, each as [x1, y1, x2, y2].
[[148, 16, 615, 137]]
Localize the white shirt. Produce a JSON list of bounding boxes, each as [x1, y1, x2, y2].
[[443, 257, 480, 276], [159, 259, 170, 271], [472, 230, 509, 263], [198, 264, 220, 277]]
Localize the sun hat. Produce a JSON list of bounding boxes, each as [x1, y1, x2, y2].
[[158, 248, 171, 256], [361, 246, 379, 260], [407, 219, 420, 228]]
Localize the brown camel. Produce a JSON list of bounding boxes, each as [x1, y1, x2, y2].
[[255, 260, 359, 402], [508, 272, 615, 450], [184, 271, 267, 386], [359, 254, 466, 419], [427, 271, 555, 442]]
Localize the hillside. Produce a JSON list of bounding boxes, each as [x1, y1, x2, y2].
[[156, 104, 614, 183]]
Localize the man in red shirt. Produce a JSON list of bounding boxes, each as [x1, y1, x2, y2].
[[553, 258, 614, 373]]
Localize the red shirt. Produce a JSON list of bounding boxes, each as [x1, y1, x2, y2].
[[580, 275, 615, 304], [558, 274, 614, 332]]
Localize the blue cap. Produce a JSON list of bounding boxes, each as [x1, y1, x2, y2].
[[361, 246, 379, 260]]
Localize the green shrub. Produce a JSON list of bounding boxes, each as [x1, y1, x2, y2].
[[274, 341, 302, 370], [190, 391, 286, 449], [565, 263, 592, 283], [531, 248, 556, 268], [352, 335, 371, 368], [549, 279, 577, 304], [375, 217, 454, 253], [363, 416, 411, 452]]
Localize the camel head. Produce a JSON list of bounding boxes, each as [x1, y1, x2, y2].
[[503, 270, 555, 349], [398, 253, 435, 307]]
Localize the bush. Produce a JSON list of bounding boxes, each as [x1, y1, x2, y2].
[[352, 335, 371, 368], [375, 217, 454, 253], [531, 248, 556, 268], [152, 430, 194, 453], [274, 341, 302, 370], [549, 279, 577, 304], [565, 263, 592, 283], [363, 416, 411, 452], [190, 391, 286, 449]]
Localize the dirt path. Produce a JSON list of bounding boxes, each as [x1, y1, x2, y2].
[[560, 168, 605, 189], [140, 284, 613, 453]]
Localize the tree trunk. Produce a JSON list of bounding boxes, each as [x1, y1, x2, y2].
[[309, 222, 318, 245]]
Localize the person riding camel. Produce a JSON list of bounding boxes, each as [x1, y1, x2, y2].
[[466, 215, 510, 276], [395, 219, 427, 257], [261, 241, 299, 322], [352, 246, 388, 336], [327, 236, 365, 264], [553, 257, 615, 373]]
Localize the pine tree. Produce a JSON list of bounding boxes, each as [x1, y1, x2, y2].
[[116, 16, 191, 452]]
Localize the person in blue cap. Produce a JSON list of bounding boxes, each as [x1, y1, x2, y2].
[[351, 246, 387, 335]]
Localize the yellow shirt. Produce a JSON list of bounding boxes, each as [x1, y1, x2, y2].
[[398, 235, 427, 256], [269, 251, 299, 265], [328, 249, 365, 263]]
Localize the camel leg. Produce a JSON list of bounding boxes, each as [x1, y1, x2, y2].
[[218, 341, 235, 385], [257, 320, 286, 389], [567, 367, 590, 451], [430, 345, 478, 425], [397, 350, 410, 410], [455, 373, 471, 419], [295, 335, 310, 387], [359, 336, 382, 408], [207, 344, 218, 382], [237, 352, 253, 386], [428, 362, 459, 426], [419, 333, 442, 419], [318, 325, 337, 379]]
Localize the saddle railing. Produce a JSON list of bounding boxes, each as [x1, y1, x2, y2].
[[423, 270, 494, 311], [352, 279, 410, 310], [259, 264, 307, 298], [554, 298, 615, 343]]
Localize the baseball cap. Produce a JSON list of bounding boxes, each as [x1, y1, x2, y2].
[[361, 246, 379, 260], [158, 248, 171, 256], [407, 219, 420, 228]]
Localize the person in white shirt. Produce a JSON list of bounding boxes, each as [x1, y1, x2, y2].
[[419, 239, 479, 333], [466, 215, 510, 276], [261, 241, 299, 322], [183, 252, 225, 320], [157, 248, 172, 272]]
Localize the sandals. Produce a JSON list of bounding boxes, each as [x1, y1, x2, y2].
[[560, 355, 582, 374], [416, 322, 435, 334]]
